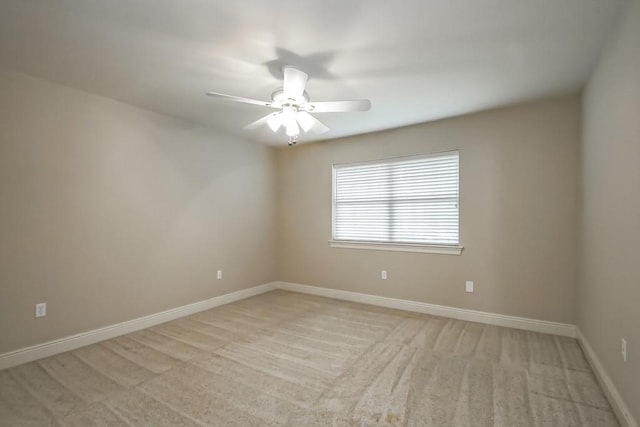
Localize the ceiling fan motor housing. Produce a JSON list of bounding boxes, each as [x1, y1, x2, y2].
[[271, 88, 310, 109]]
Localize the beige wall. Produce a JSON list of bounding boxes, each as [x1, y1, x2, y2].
[[0, 69, 583, 357], [277, 95, 581, 323], [580, 0, 640, 422], [0, 68, 278, 354]]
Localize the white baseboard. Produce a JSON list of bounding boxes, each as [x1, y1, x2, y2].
[[0, 280, 578, 371], [275, 281, 577, 337], [0, 282, 277, 370], [577, 328, 638, 427]]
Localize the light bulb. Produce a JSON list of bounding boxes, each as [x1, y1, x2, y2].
[[296, 111, 314, 132], [266, 113, 282, 132], [282, 106, 297, 127], [285, 120, 299, 137]]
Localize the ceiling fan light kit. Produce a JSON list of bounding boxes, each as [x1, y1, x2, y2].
[[206, 66, 371, 146]]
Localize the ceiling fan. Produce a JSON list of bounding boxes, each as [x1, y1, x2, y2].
[[206, 66, 371, 146]]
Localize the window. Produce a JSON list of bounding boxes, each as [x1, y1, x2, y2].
[[331, 151, 462, 254]]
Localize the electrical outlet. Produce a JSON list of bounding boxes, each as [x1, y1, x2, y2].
[[621, 338, 627, 362], [381, 270, 387, 280], [465, 281, 474, 293], [35, 303, 46, 318], [217, 270, 223, 280]]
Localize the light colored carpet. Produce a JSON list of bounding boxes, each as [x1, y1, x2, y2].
[[0, 290, 618, 426]]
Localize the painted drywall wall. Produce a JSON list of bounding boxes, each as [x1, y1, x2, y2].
[[0, 68, 278, 354], [277, 95, 580, 323], [579, 0, 640, 422]]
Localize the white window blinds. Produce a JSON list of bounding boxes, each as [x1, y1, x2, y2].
[[333, 151, 459, 245]]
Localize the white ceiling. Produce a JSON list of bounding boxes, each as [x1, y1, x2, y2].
[[0, 0, 627, 145]]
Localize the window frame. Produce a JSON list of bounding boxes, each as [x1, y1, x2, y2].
[[330, 151, 463, 255]]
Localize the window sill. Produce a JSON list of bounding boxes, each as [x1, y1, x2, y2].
[[328, 240, 464, 255]]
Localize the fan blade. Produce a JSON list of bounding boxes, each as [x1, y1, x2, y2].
[[283, 66, 308, 100], [206, 91, 273, 107], [296, 111, 330, 134], [304, 99, 371, 113], [244, 112, 280, 130]]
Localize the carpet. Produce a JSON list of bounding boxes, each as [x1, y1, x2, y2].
[[0, 290, 618, 426]]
